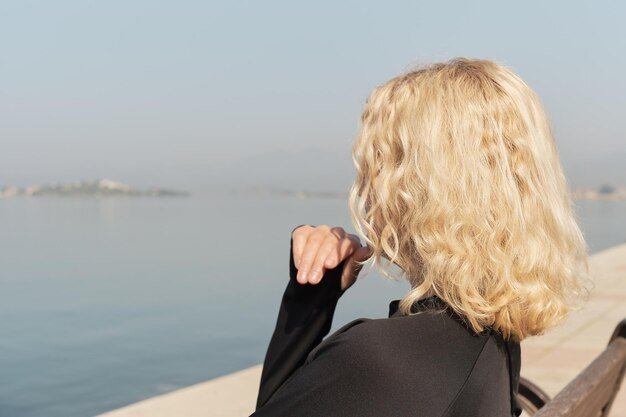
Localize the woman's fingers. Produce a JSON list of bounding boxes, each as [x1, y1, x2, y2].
[[292, 225, 368, 289], [309, 229, 350, 284], [323, 235, 355, 269], [295, 226, 328, 284]]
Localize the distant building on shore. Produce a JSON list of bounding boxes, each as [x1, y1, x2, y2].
[[571, 185, 626, 201]]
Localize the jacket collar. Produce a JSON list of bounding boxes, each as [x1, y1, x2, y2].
[[388, 300, 401, 317], [388, 295, 445, 318]]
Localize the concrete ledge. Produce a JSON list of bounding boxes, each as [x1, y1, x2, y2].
[[97, 365, 261, 417]]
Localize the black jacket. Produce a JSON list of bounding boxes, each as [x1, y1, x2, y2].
[[252, 236, 522, 417]]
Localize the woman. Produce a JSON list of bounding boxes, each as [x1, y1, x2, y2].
[[251, 58, 590, 417]]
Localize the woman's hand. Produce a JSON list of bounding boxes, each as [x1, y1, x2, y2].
[[291, 225, 371, 292]]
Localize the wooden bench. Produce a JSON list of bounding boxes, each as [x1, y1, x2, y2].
[[517, 318, 626, 416]]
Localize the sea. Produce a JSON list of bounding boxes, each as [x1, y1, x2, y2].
[[1, 193, 624, 417]]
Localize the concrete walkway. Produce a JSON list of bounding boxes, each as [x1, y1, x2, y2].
[[521, 243, 626, 416], [98, 243, 626, 417]]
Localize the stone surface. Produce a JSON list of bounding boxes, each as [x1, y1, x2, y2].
[[97, 366, 262, 417], [522, 243, 626, 417]]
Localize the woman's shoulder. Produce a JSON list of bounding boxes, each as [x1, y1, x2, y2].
[[298, 297, 518, 416]]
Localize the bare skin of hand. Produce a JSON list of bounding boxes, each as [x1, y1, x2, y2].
[[292, 225, 372, 291]]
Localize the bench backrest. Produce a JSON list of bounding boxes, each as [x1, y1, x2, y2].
[[533, 318, 626, 417]]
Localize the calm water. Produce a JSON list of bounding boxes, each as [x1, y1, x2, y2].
[[0, 194, 624, 417]]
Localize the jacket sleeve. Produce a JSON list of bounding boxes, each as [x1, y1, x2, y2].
[[254, 225, 347, 410]]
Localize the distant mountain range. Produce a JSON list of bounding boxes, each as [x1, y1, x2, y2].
[[1, 179, 624, 201], [0, 179, 190, 198]]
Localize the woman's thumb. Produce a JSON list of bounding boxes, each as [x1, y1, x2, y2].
[[340, 244, 372, 290], [353, 244, 372, 262]]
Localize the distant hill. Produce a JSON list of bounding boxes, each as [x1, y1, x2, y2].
[[0, 179, 190, 198]]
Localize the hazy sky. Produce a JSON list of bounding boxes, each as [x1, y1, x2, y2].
[[2, 1, 625, 192]]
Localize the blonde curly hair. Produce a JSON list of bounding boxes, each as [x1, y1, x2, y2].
[[348, 58, 591, 342]]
